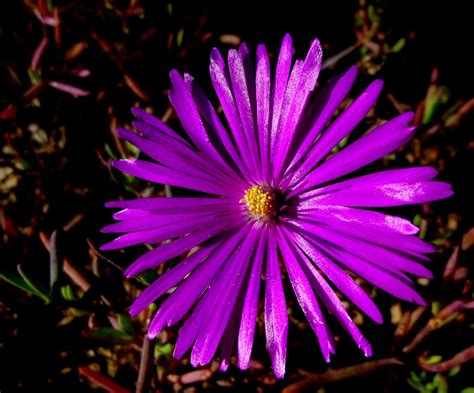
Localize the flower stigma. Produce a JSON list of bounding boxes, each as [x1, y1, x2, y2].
[[241, 185, 276, 219]]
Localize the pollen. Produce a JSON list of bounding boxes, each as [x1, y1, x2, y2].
[[241, 185, 275, 218]]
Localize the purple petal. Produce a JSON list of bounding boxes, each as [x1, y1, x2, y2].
[[300, 112, 416, 191], [287, 230, 372, 356], [186, 76, 250, 180], [286, 228, 383, 324], [209, 49, 256, 179], [112, 159, 243, 198], [111, 208, 152, 220], [271, 60, 303, 180], [237, 228, 266, 369], [288, 65, 358, 172], [273, 38, 322, 180], [130, 241, 218, 316], [309, 181, 453, 207], [101, 211, 234, 250], [131, 107, 186, 143], [270, 34, 293, 162], [295, 204, 420, 236], [307, 236, 426, 305], [277, 227, 331, 362], [300, 167, 439, 199], [265, 226, 288, 379], [31, 36, 49, 71], [190, 225, 260, 366], [219, 301, 243, 371], [288, 79, 384, 191], [292, 219, 432, 278], [117, 128, 237, 187], [291, 212, 435, 255], [169, 70, 227, 166], [256, 44, 272, 184], [228, 48, 261, 180], [150, 225, 250, 340], [105, 197, 234, 212], [124, 218, 240, 278]]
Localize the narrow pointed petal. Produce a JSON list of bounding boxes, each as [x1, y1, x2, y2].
[[112, 159, 243, 198], [289, 79, 384, 191], [291, 213, 435, 255], [277, 227, 331, 362], [256, 44, 271, 183], [190, 225, 259, 366], [300, 112, 416, 191], [187, 76, 249, 180], [265, 226, 288, 379], [150, 225, 250, 340], [129, 242, 217, 316], [310, 237, 426, 305], [219, 301, 243, 371], [271, 60, 303, 180], [300, 167, 439, 200], [286, 228, 383, 324], [105, 197, 234, 212], [288, 65, 358, 172], [237, 228, 266, 369], [293, 219, 432, 278], [295, 204, 420, 236], [117, 127, 239, 188], [131, 107, 186, 143], [273, 38, 323, 180], [209, 49, 256, 178], [228, 48, 261, 179], [124, 218, 240, 278], [169, 70, 231, 170], [270, 34, 293, 159], [287, 231, 372, 356], [101, 211, 233, 250], [309, 181, 453, 207]]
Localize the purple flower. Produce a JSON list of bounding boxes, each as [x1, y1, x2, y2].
[[102, 34, 452, 377]]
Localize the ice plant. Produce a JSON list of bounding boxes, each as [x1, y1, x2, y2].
[[102, 34, 452, 377]]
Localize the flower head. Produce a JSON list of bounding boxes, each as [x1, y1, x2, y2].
[[102, 34, 452, 377]]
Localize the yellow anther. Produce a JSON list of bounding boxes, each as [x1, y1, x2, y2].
[[241, 185, 275, 217]]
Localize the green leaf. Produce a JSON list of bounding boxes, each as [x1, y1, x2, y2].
[[448, 366, 460, 377], [423, 87, 450, 125], [392, 38, 406, 53], [0, 266, 50, 303], [136, 270, 158, 286], [88, 328, 132, 345], [0, 270, 43, 298], [176, 29, 184, 47], [155, 342, 173, 357], [117, 313, 133, 335], [28, 70, 41, 83], [60, 285, 76, 301], [425, 355, 443, 365], [17, 265, 51, 303]]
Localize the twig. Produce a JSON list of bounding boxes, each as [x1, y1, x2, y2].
[[79, 366, 130, 393], [403, 300, 474, 353], [321, 43, 361, 70], [282, 358, 403, 393], [87, 238, 123, 271], [420, 346, 474, 372], [135, 335, 156, 393]]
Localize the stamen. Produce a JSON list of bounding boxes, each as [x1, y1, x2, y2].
[[241, 185, 275, 218]]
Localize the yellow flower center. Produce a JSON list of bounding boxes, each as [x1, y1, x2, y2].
[[241, 185, 275, 218]]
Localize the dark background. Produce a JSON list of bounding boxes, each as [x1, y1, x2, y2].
[[1, 0, 473, 392]]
